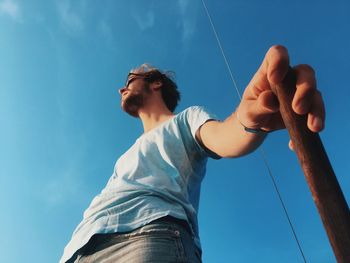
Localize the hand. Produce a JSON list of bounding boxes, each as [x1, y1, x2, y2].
[[237, 45, 325, 149]]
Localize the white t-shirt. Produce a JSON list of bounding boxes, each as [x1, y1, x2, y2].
[[60, 106, 218, 263]]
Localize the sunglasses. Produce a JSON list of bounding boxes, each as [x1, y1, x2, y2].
[[125, 73, 147, 88], [125, 73, 164, 88]]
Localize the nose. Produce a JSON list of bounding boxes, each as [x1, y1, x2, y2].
[[119, 86, 127, 95]]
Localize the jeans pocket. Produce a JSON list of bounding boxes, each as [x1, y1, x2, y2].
[[128, 226, 188, 262]]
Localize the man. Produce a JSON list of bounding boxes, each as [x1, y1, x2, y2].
[[60, 45, 325, 263]]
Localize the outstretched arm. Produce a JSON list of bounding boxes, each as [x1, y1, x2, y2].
[[198, 45, 325, 158]]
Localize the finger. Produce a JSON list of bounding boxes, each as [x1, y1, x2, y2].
[[307, 90, 325, 132], [288, 140, 295, 151], [240, 90, 279, 126], [292, 64, 317, 115], [258, 45, 290, 85]]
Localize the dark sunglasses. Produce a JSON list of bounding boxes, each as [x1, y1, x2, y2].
[[125, 72, 163, 87], [124, 73, 147, 88]]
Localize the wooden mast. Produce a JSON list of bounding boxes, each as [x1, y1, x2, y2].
[[270, 68, 350, 263]]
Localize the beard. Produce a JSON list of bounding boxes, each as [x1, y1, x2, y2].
[[121, 84, 151, 117]]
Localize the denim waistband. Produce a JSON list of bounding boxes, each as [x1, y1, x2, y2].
[[67, 216, 201, 263], [152, 216, 192, 235]]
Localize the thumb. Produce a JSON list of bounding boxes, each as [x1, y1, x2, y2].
[[238, 90, 280, 129]]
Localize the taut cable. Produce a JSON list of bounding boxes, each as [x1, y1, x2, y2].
[[200, 0, 307, 262]]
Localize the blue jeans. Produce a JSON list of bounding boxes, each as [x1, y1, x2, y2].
[[67, 218, 202, 263]]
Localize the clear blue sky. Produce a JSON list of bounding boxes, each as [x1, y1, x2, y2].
[[1, 0, 349, 262]]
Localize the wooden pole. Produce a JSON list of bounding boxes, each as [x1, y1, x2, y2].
[[270, 68, 350, 263]]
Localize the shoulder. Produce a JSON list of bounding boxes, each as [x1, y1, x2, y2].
[[175, 105, 218, 133], [177, 106, 212, 117]]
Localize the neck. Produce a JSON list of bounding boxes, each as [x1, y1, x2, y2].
[[138, 99, 174, 133]]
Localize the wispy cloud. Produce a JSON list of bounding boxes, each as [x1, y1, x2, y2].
[[177, 0, 197, 43], [132, 9, 155, 31], [56, 0, 85, 36], [178, 0, 188, 17], [98, 19, 120, 53], [0, 0, 21, 22]]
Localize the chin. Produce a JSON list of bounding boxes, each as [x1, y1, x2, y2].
[[121, 103, 140, 118], [127, 111, 140, 118], [121, 95, 144, 118]]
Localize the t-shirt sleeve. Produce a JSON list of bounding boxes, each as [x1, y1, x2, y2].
[[186, 106, 222, 159]]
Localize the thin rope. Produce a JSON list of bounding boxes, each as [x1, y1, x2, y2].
[[200, 1, 307, 262], [201, 0, 241, 101], [260, 149, 307, 262]]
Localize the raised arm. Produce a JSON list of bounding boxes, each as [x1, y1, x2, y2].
[[198, 45, 325, 158]]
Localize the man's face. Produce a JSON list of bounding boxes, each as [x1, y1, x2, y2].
[[119, 74, 151, 117]]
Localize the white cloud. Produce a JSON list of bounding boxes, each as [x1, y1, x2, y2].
[[178, 0, 188, 14], [177, 0, 197, 43], [98, 19, 119, 52], [0, 0, 21, 21], [56, 0, 85, 35], [132, 9, 155, 31]]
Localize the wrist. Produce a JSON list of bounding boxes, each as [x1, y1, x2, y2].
[[235, 108, 270, 134]]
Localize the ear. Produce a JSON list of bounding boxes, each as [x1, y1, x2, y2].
[[150, 81, 162, 91]]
